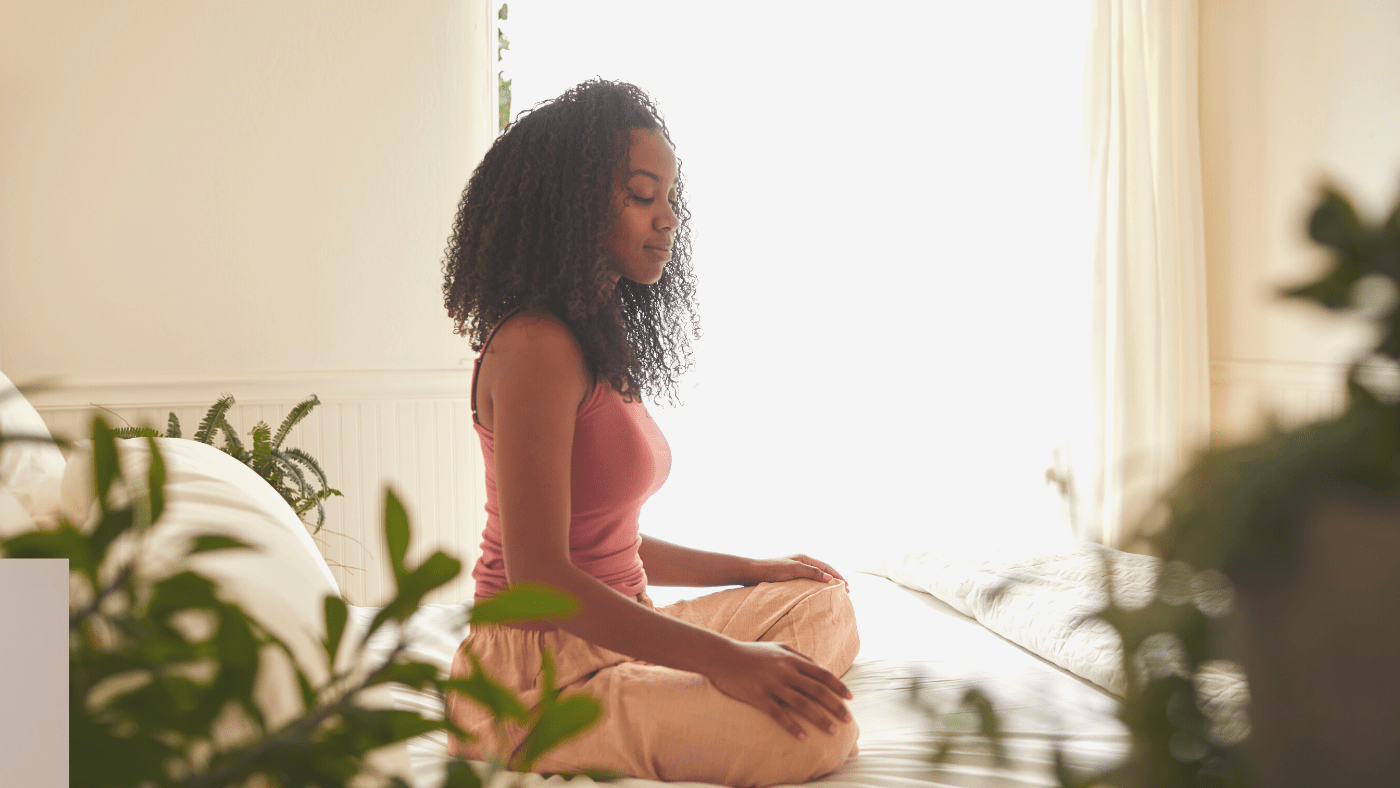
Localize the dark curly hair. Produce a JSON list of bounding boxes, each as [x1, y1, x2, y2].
[[441, 78, 701, 406]]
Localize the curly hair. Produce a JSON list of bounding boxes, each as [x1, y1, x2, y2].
[[441, 78, 701, 406]]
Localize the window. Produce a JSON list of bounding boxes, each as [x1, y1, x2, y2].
[[506, 2, 1093, 555]]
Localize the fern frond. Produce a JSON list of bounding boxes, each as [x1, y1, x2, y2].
[[274, 452, 326, 531], [218, 416, 247, 461], [193, 395, 235, 444], [250, 421, 273, 476], [112, 426, 160, 439], [281, 447, 331, 489], [165, 412, 182, 439], [272, 395, 320, 450]]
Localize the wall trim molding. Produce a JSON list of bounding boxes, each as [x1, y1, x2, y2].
[[22, 368, 475, 410]]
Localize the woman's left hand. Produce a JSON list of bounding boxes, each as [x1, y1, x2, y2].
[[745, 554, 850, 591]]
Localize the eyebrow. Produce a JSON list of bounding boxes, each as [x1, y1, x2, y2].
[[627, 169, 664, 183]]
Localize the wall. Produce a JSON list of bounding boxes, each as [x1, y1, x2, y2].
[[1200, 0, 1400, 441], [0, 1, 496, 605]]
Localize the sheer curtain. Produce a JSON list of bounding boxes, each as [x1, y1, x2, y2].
[[505, 2, 1093, 560], [1076, 0, 1210, 550]]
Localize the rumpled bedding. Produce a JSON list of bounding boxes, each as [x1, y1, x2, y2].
[[867, 542, 1159, 695], [347, 570, 1130, 788]]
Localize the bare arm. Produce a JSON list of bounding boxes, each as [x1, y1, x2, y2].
[[486, 315, 850, 738], [640, 535, 851, 589]]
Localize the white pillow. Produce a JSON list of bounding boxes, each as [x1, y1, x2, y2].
[[62, 437, 413, 781], [62, 439, 340, 726], [0, 370, 65, 535]]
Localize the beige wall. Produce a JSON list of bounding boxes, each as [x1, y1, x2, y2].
[[1200, 0, 1400, 440], [0, 0, 494, 380], [0, 1, 497, 605]]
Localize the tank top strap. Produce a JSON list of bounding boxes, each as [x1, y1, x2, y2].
[[470, 305, 528, 424]]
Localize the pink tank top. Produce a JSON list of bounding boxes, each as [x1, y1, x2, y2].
[[469, 309, 671, 618]]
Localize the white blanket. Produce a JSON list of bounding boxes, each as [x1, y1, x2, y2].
[[869, 542, 1160, 695]]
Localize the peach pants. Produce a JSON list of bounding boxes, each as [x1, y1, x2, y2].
[[446, 578, 860, 787]]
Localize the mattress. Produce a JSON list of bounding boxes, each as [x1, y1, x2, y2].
[[347, 571, 1129, 788]]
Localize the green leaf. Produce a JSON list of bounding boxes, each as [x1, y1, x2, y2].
[[273, 395, 320, 450], [92, 417, 121, 509], [146, 437, 165, 524], [3, 523, 91, 572], [193, 395, 235, 444], [112, 426, 160, 438], [149, 571, 221, 614], [1308, 187, 1365, 252], [218, 414, 246, 459], [324, 595, 349, 662], [516, 695, 602, 771], [187, 534, 255, 555], [438, 654, 528, 722], [165, 411, 181, 439], [367, 552, 462, 638], [250, 421, 273, 474], [442, 760, 485, 788], [469, 583, 580, 626], [88, 508, 134, 571], [370, 660, 440, 690], [384, 489, 410, 584]]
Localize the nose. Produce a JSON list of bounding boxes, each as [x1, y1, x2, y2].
[[656, 200, 677, 231]]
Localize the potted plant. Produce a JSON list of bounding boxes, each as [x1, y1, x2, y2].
[[1091, 182, 1400, 788]]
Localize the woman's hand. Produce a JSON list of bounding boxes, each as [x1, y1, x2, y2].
[[701, 640, 853, 739], [745, 554, 850, 591]]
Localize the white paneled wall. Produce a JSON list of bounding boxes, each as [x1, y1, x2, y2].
[[31, 372, 486, 606]]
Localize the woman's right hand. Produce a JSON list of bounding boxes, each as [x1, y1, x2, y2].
[[701, 640, 853, 740]]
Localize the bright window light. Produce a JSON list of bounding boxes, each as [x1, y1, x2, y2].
[[502, 1, 1093, 559]]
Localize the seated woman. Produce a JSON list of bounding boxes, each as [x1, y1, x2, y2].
[[441, 79, 859, 787]]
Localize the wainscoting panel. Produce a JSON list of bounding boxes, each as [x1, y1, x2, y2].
[[29, 370, 487, 607], [1210, 359, 1349, 443]]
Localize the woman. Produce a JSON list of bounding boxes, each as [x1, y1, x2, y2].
[[441, 79, 859, 787]]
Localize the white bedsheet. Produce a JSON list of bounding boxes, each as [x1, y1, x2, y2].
[[869, 543, 1159, 696], [347, 572, 1129, 788]]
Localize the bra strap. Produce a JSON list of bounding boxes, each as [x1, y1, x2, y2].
[[470, 305, 529, 422]]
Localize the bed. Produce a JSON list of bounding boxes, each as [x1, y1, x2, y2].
[[2, 373, 1136, 787]]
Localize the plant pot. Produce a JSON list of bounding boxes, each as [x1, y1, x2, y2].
[[1226, 490, 1400, 787]]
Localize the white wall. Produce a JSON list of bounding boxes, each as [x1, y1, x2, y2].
[[0, 0, 496, 604], [1201, 0, 1400, 440]]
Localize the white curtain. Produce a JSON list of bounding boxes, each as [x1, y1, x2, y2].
[[1076, 0, 1211, 549]]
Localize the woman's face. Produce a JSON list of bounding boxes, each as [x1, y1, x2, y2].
[[605, 129, 679, 286]]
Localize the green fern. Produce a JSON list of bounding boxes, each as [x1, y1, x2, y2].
[[112, 426, 161, 439], [249, 421, 273, 477], [218, 416, 247, 462], [272, 395, 319, 450], [107, 394, 343, 534], [282, 446, 330, 489], [193, 395, 235, 444]]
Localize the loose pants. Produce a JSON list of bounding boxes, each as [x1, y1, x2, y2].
[[446, 578, 860, 787]]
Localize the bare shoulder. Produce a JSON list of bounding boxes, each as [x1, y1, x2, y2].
[[489, 310, 586, 370], [479, 311, 592, 423]]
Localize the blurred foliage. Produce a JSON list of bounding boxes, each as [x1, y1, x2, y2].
[[0, 416, 601, 787], [903, 676, 1006, 769], [1082, 180, 1400, 787], [114, 394, 342, 533], [498, 3, 511, 133]]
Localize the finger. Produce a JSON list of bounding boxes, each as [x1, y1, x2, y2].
[[766, 696, 807, 740], [777, 686, 840, 735], [791, 554, 841, 584], [797, 660, 853, 700], [791, 673, 852, 722]]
